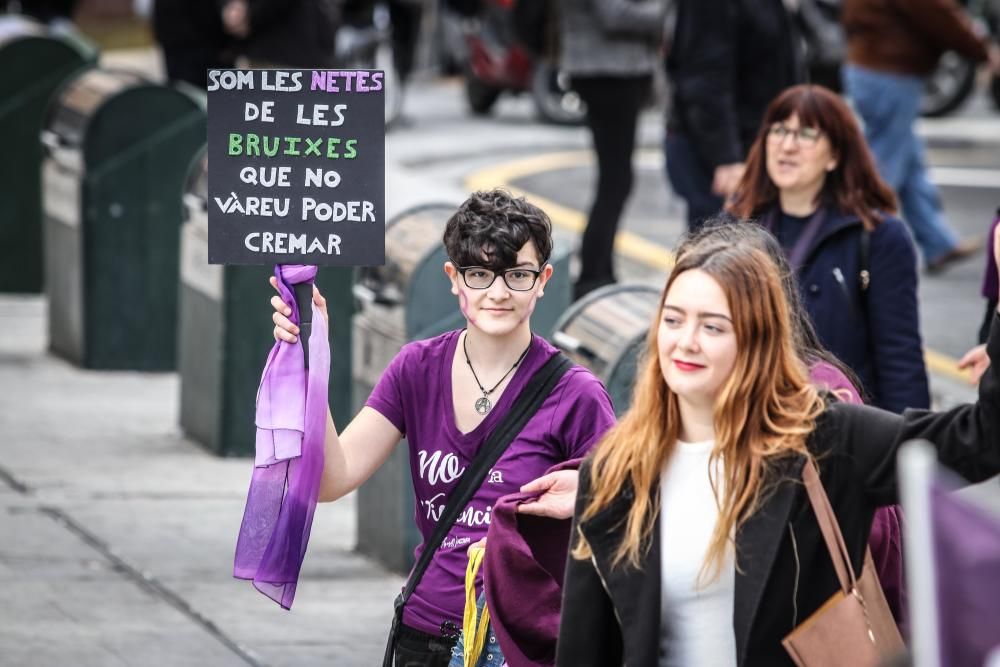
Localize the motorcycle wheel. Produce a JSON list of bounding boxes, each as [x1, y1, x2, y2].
[[531, 59, 586, 126], [921, 51, 976, 118], [465, 65, 502, 115]]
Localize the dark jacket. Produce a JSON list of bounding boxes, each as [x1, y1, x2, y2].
[[666, 0, 802, 169], [242, 0, 340, 68], [556, 315, 1000, 666], [843, 0, 990, 77], [779, 205, 930, 413]]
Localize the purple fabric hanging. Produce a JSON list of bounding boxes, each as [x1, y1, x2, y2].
[[484, 458, 583, 667], [233, 264, 329, 609], [982, 214, 999, 301], [932, 478, 1000, 667]]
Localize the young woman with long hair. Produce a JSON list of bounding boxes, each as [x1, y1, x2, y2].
[[556, 228, 1000, 666], [728, 84, 928, 414], [270, 190, 616, 666], [674, 221, 907, 624]]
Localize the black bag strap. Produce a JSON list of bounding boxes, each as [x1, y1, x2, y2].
[[382, 351, 573, 666]]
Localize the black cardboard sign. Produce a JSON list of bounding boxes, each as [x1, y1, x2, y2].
[[206, 69, 385, 266]]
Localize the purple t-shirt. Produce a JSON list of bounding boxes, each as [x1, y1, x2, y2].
[[982, 216, 999, 300], [366, 330, 616, 635]]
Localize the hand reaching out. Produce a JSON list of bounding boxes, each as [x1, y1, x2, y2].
[[516, 470, 579, 520], [958, 344, 990, 384]]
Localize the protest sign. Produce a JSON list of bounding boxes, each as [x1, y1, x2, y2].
[[206, 69, 385, 265]]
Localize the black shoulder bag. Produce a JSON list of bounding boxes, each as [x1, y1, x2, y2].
[[381, 352, 574, 667]]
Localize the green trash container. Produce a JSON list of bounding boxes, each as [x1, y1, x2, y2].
[[0, 16, 95, 293], [551, 284, 662, 416], [351, 203, 573, 573], [176, 151, 355, 457], [41, 68, 206, 370]]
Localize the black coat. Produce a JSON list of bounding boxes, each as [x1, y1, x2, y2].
[[242, 0, 341, 68], [666, 0, 802, 169], [556, 316, 1000, 667], [782, 206, 930, 413]]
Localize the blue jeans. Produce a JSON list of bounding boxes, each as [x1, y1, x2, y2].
[[843, 64, 959, 264], [664, 132, 725, 232], [448, 592, 505, 667]]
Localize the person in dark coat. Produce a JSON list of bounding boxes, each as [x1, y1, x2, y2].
[[153, 0, 234, 88], [728, 84, 929, 413], [222, 0, 340, 68], [555, 223, 1000, 666], [665, 0, 802, 231], [560, 0, 668, 299]]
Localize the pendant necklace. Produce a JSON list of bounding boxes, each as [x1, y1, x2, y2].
[[462, 332, 532, 416]]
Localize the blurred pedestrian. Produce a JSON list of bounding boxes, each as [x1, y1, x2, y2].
[[153, 0, 235, 88], [841, 0, 1000, 273], [729, 84, 929, 413], [560, 0, 668, 299], [269, 190, 615, 667], [664, 0, 801, 232], [222, 0, 341, 68], [556, 222, 1000, 666], [15, 0, 79, 24], [958, 210, 1000, 383]]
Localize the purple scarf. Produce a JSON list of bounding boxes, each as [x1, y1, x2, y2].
[[484, 459, 582, 667], [233, 265, 329, 609]]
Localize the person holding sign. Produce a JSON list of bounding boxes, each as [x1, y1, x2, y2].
[[270, 189, 616, 666]]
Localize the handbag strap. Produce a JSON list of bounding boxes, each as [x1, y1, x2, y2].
[[801, 458, 859, 594], [382, 351, 573, 665]]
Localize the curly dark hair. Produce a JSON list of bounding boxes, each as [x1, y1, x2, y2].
[[443, 189, 553, 269]]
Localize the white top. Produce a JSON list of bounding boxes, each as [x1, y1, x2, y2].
[[658, 439, 737, 667]]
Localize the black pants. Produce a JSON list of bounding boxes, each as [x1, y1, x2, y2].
[[571, 74, 651, 299], [393, 623, 458, 667]]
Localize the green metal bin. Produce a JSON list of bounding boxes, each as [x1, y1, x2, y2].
[[0, 16, 94, 293], [176, 151, 355, 457], [551, 283, 662, 415], [351, 203, 573, 573], [41, 68, 206, 370]]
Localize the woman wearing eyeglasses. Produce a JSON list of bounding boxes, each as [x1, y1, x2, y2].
[[270, 189, 616, 666], [728, 85, 929, 414]]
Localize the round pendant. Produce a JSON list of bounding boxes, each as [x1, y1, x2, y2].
[[475, 396, 492, 415]]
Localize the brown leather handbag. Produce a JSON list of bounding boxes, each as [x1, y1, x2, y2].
[[781, 460, 905, 667]]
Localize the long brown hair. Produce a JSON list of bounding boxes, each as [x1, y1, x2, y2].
[[728, 85, 897, 231], [574, 241, 827, 582]]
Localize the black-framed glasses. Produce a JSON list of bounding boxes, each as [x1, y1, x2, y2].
[[454, 265, 542, 291], [767, 123, 822, 147]]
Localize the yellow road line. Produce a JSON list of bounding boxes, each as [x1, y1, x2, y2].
[[465, 151, 968, 383], [465, 151, 675, 272], [924, 348, 971, 384]]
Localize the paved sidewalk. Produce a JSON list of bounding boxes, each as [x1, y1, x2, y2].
[[0, 294, 404, 667]]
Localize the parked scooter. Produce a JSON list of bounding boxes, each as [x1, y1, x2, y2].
[[797, 0, 1000, 117], [461, 0, 585, 125], [918, 0, 1000, 116]]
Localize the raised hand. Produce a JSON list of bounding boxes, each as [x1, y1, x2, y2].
[[269, 276, 328, 343]]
